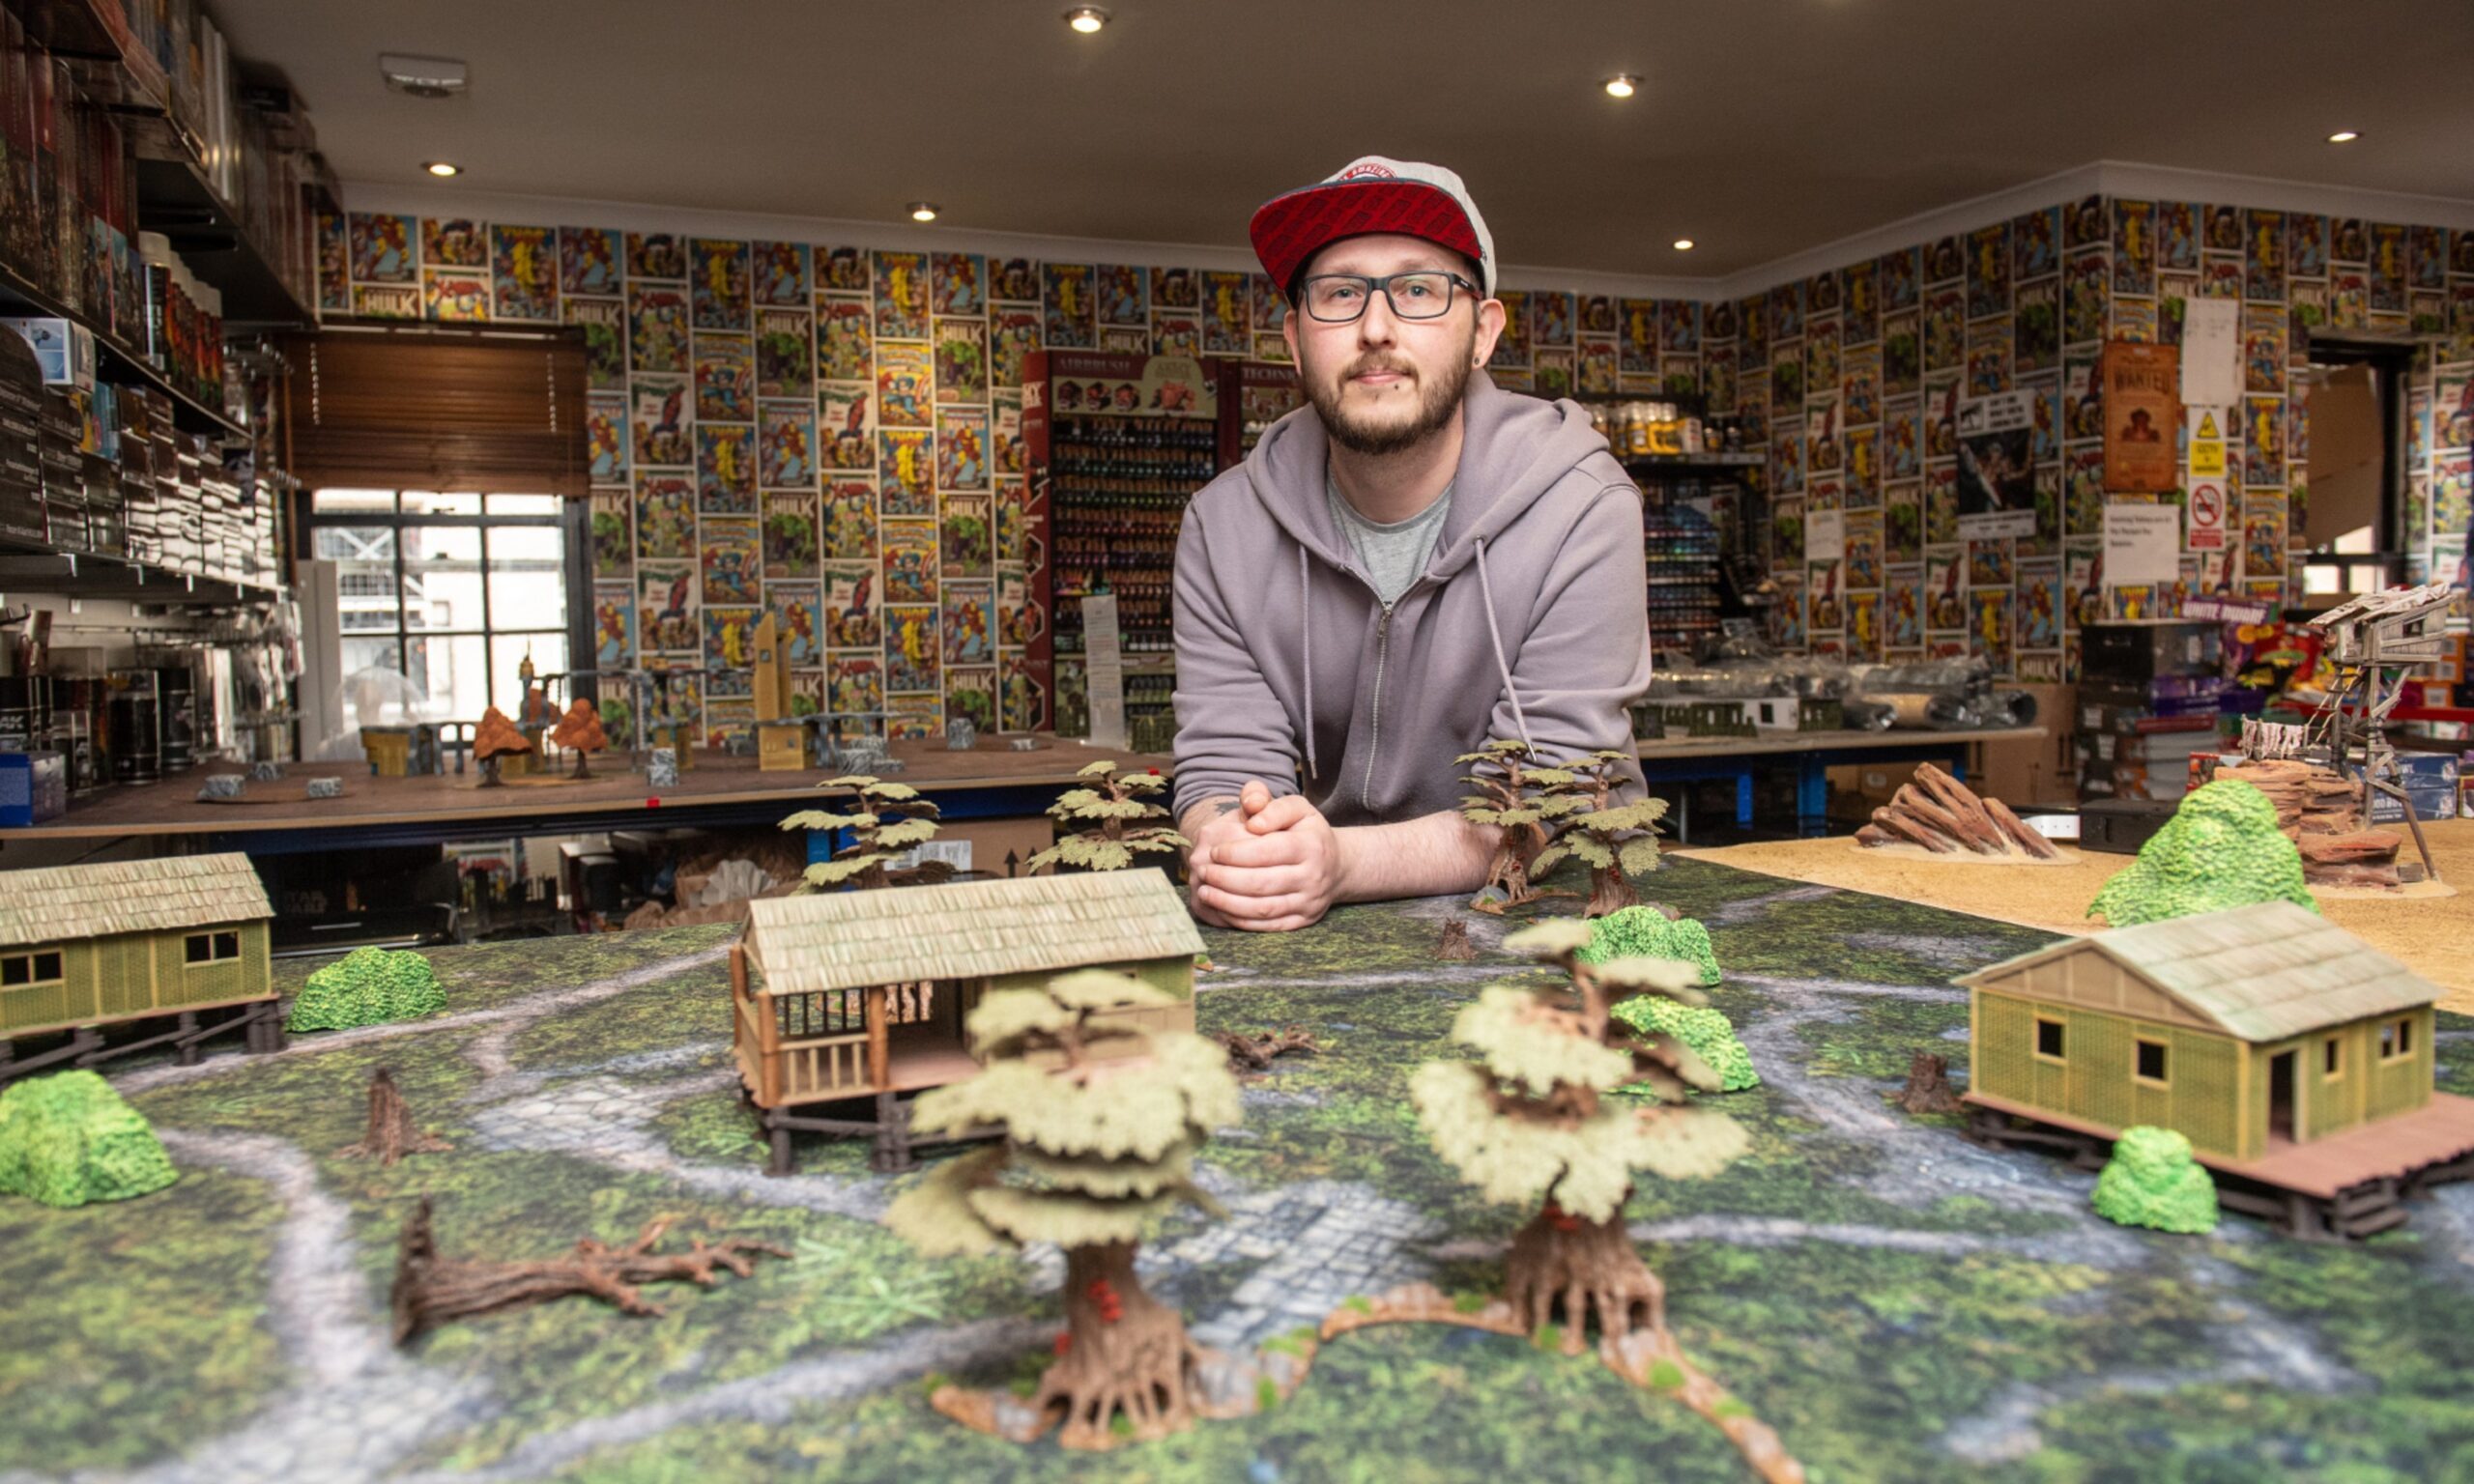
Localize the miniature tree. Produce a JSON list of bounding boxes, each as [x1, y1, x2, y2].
[[0, 1070, 178, 1207], [1023, 760, 1188, 874], [287, 946, 446, 1033], [1533, 750, 1668, 917], [779, 775, 954, 892], [472, 706, 533, 787], [2090, 1126, 2218, 1234], [549, 699, 609, 779], [2087, 779, 2316, 927], [1457, 739, 1577, 915], [1410, 921, 1748, 1353], [884, 970, 1242, 1449]]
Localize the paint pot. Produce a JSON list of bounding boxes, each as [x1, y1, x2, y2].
[[156, 666, 195, 772]]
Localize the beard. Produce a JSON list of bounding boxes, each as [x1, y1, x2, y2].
[[1302, 324, 1477, 457]]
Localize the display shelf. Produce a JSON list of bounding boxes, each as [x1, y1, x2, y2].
[[0, 547, 283, 605], [0, 263, 248, 442], [14, 0, 167, 117], [1620, 451, 1766, 471], [129, 132, 315, 328]]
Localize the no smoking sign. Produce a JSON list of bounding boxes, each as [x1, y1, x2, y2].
[[2188, 479, 2227, 551]]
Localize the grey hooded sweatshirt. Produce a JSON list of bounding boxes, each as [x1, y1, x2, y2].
[[1171, 371, 1652, 827]]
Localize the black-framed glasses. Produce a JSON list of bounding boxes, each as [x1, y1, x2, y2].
[[1299, 271, 1477, 323]]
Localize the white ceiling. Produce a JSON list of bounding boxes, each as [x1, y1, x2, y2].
[[216, 0, 2474, 281]]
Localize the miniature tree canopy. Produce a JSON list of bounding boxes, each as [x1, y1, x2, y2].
[[549, 699, 609, 778], [1579, 907, 1721, 985], [473, 706, 534, 761], [1533, 750, 1667, 916], [1024, 760, 1187, 874], [287, 946, 446, 1033], [1458, 740, 1578, 915], [0, 1070, 177, 1207], [1410, 918, 1747, 1353], [2091, 1126, 2218, 1234], [2087, 779, 2316, 927], [779, 775, 955, 892], [883, 968, 1242, 1450]]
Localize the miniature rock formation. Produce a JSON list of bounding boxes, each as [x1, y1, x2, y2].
[[472, 706, 534, 788], [2086, 779, 2316, 927], [338, 1068, 451, 1167], [1457, 740, 1575, 915], [1436, 918, 1478, 961], [1023, 760, 1186, 873], [779, 775, 953, 891], [884, 969, 1243, 1450], [1855, 762, 2057, 859], [389, 1196, 789, 1346], [2213, 757, 2408, 888], [548, 699, 608, 779], [2090, 1126, 2218, 1234], [1411, 921, 1747, 1354], [1894, 1052, 1964, 1115], [0, 1070, 177, 1207], [1535, 749, 1669, 916], [1211, 1025, 1319, 1073]]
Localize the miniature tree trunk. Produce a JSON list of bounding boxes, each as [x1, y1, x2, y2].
[[339, 1068, 450, 1166], [1505, 1198, 1666, 1355], [1586, 867, 1640, 919], [1896, 1052, 1964, 1115], [1040, 1240, 1205, 1447]]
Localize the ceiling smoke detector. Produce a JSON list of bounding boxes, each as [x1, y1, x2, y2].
[[381, 54, 469, 100]]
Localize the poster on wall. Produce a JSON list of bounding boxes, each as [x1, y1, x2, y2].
[[1953, 389, 2036, 540], [2101, 341, 2180, 492]]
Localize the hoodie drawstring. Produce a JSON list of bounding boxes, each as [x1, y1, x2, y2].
[[1474, 538, 1535, 755], [1299, 545, 1317, 779]]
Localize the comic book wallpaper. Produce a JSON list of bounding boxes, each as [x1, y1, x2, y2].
[[324, 196, 2474, 718]]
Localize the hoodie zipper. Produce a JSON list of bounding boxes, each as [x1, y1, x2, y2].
[[1362, 601, 1393, 809]]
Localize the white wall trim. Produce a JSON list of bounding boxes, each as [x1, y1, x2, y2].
[[338, 181, 1707, 302], [1711, 164, 2110, 300], [2083, 160, 2474, 234]]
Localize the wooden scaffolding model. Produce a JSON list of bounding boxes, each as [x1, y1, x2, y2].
[[2304, 581, 2460, 884]]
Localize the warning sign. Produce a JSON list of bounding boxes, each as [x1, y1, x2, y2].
[[2188, 406, 2227, 478], [2195, 411, 2221, 440], [2188, 479, 2227, 551]]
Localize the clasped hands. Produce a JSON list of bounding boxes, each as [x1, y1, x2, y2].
[[1185, 779, 1345, 932]]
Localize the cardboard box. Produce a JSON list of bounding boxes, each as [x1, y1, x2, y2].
[[0, 751, 67, 826], [1978, 683, 2075, 810]]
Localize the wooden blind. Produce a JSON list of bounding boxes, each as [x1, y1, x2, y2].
[[275, 328, 589, 497]]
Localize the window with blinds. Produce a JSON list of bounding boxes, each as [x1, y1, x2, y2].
[[275, 328, 589, 498]]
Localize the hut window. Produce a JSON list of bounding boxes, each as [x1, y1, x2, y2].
[[0, 951, 62, 986], [2324, 1038, 2343, 1077], [2034, 1016, 2066, 1062], [185, 931, 242, 965], [2380, 1017, 2415, 1061], [2134, 1039, 2169, 1085]]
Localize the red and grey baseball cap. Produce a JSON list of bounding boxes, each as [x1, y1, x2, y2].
[[1250, 156, 1496, 301]]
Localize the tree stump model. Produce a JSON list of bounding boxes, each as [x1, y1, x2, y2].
[[548, 699, 609, 780], [1894, 1052, 1964, 1115], [779, 775, 955, 892], [1457, 740, 1577, 916], [883, 970, 1245, 1450], [1535, 749, 1669, 917], [1854, 762, 2058, 860], [338, 1068, 450, 1166], [471, 706, 533, 788], [388, 1196, 788, 1346], [1436, 918, 1478, 961], [1023, 760, 1187, 873], [2214, 757, 2408, 889], [1210, 1025, 1319, 1073], [1412, 920, 1747, 1349]]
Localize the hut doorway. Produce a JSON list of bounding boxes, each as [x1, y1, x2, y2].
[[2269, 1050, 2298, 1145]]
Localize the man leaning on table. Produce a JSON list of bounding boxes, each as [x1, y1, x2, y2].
[[1169, 156, 1653, 932]]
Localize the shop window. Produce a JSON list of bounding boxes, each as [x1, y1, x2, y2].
[[2034, 1016, 2065, 1062], [2379, 1017, 2416, 1061], [2134, 1039, 2169, 1086], [185, 931, 241, 965], [0, 951, 63, 986]]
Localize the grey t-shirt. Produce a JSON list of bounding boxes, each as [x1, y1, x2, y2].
[[1327, 471, 1453, 606]]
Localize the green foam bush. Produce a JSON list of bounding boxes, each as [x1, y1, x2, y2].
[[1612, 996, 1761, 1093], [286, 946, 445, 1033], [0, 1070, 177, 1207], [2091, 1125, 2218, 1235], [1578, 907, 1721, 985], [2087, 779, 2315, 928]]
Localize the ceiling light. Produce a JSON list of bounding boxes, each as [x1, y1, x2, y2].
[[423, 160, 461, 177], [2327, 128, 2360, 143], [1064, 6, 1109, 33], [1672, 238, 1695, 251], [908, 202, 940, 222], [1603, 73, 1639, 99]]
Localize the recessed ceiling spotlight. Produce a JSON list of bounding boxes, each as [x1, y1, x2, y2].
[[423, 160, 461, 177], [1672, 238, 1695, 251], [1064, 6, 1109, 33], [1603, 73, 1639, 99], [2327, 128, 2361, 143], [908, 202, 940, 222]]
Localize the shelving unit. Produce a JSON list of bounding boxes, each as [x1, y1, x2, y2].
[[0, 264, 247, 441], [1642, 496, 1723, 656]]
